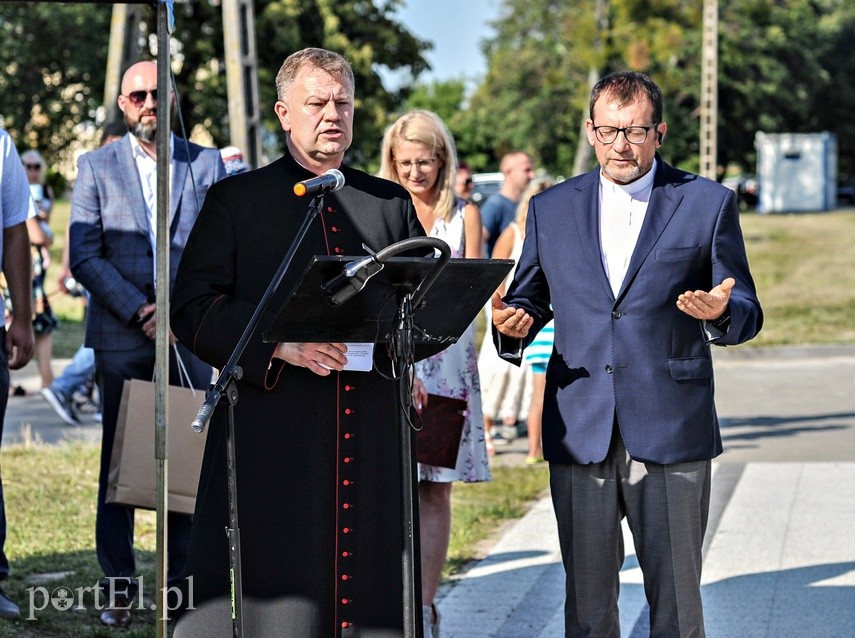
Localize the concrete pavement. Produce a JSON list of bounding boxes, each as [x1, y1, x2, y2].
[[4, 347, 855, 636], [3, 358, 101, 447]]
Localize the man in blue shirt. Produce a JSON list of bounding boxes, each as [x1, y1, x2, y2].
[[480, 151, 534, 256], [0, 127, 37, 620]]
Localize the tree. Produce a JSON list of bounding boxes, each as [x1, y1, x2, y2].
[[464, 0, 701, 176], [460, 1, 586, 174], [717, 0, 839, 174], [0, 3, 112, 182], [0, 0, 431, 175], [463, 0, 855, 179]]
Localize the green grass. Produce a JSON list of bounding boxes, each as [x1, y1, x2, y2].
[[0, 441, 547, 634], [1, 444, 160, 636], [738, 210, 855, 345]]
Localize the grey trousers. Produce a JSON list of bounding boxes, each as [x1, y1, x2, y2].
[[549, 426, 711, 638]]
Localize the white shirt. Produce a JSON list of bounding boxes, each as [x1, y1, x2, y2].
[[598, 160, 657, 297], [129, 133, 174, 285]]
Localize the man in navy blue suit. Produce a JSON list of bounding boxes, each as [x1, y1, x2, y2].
[[70, 60, 225, 629], [492, 71, 763, 636]]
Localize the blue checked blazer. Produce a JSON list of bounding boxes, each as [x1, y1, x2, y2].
[[70, 133, 226, 351]]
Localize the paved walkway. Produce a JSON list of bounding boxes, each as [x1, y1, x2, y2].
[[3, 358, 101, 447], [4, 347, 855, 636]]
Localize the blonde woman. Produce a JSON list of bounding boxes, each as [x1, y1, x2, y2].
[[379, 110, 489, 637]]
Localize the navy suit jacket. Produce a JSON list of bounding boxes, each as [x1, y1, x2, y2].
[[70, 133, 226, 352], [497, 159, 763, 465]]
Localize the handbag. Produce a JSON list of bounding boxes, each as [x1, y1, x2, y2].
[[106, 346, 208, 515], [416, 393, 467, 470]]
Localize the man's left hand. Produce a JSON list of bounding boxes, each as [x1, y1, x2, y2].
[[5, 316, 35, 370], [676, 277, 735, 321]]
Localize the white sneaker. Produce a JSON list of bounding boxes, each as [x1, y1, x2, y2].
[[40, 387, 81, 426]]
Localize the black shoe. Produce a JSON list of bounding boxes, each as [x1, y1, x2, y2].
[[0, 586, 21, 620], [99, 596, 132, 629], [40, 387, 81, 426]]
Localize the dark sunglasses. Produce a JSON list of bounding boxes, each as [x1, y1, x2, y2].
[[25, 163, 42, 170], [122, 89, 158, 107], [464, 178, 474, 185]]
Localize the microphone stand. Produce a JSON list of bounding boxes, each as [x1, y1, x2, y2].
[[322, 237, 451, 638], [191, 193, 327, 638]]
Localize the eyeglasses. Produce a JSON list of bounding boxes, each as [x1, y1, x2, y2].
[[25, 163, 42, 170], [592, 124, 659, 145], [395, 158, 437, 171], [122, 89, 158, 108]]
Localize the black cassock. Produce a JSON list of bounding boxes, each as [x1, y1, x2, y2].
[[171, 153, 425, 637]]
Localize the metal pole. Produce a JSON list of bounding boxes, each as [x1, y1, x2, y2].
[[700, 0, 719, 180], [154, 2, 172, 635], [222, 0, 263, 168]]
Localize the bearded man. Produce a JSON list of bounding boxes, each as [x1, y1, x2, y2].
[[69, 60, 225, 630]]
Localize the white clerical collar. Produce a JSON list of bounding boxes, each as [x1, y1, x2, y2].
[[599, 158, 657, 199], [289, 151, 341, 176]]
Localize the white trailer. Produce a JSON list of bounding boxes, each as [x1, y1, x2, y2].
[[755, 132, 837, 213]]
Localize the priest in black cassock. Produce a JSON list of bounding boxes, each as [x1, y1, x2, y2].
[[171, 47, 425, 637]]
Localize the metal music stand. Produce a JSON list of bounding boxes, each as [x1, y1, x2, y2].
[[264, 253, 512, 637]]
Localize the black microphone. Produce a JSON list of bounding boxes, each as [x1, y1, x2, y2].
[[322, 253, 384, 306], [293, 168, 345, 197]]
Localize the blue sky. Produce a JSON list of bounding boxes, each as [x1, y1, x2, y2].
[[386, 0, 500, 85]]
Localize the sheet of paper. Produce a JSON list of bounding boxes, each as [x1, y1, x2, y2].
[[343, 342, 374, 372]]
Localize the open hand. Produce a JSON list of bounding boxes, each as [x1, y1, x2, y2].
[[676, 277, 735, 321], [491, 292, 533, 339]]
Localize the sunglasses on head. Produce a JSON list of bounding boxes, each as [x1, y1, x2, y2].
[[123, 89, 158, 107]]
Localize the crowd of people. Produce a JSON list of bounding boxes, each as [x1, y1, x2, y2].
[[0, 47, 762, 638]]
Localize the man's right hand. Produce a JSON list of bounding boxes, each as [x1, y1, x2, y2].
[[273, 342, 348, 376], [491, 292, 533, 339]]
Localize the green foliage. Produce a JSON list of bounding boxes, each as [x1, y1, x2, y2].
[[0, 0, 431, 172], [717, 0, 836, 173], [0, 3, 112, 172], [461, 1, 588, 172], [453, 0, 855, 177]]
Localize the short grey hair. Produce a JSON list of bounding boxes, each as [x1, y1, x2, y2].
[[275, 48, 355, 101]]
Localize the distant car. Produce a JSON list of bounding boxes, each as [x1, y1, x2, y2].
[[470, 172, 503, 207], [721, 174, 758, 210], [837, 181, 855, 206]]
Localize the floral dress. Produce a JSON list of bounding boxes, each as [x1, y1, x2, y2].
[[416, 204, 491, 483]]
